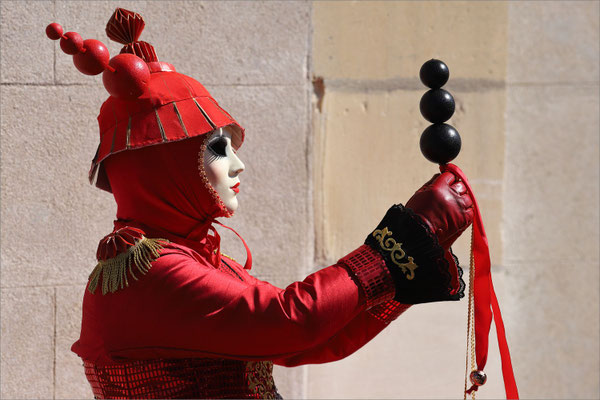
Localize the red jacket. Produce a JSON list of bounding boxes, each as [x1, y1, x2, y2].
[[74, 241, 408, 364], [73, 239, 409, 398]]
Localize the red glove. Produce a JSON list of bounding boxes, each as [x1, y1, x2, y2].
[[406, 172, 474, 249]]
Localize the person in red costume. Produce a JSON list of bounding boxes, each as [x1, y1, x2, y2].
[[48, 8, 474, 399]]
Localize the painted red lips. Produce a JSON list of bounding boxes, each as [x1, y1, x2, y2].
[[231, 183, 240, 194]]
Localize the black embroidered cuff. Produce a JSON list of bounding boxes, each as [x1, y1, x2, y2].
[[364, 204, 465, 304], [338, 244, 396, 309]]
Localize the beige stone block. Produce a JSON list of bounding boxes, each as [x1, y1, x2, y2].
[[1, 85, 116, 288], [0, 287, 55, 399], [507, 1, 600, 84], [314, 88, 505, 264], [1, 1, 55, 84], [503, 85, 599, 263], [501, 261, 599, 399], [273, 365, 306, 400], [313, 1, 508, 82], [196, 1, 310, 86], [55, 1, 310, 85], [206, 85, 311, 290], [306, 301, 505, 399], [55, 285, 92, 399]]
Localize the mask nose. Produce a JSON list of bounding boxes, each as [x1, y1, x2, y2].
[[229, 152, 245, 177]]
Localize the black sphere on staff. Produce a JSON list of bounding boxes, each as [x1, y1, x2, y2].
[[419, 59, 461, 165], [420, 89, 455, 124], [419, 59, 449, 89]]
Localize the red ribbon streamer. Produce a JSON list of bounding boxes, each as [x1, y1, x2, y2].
[[441, 163, 519, 400], [214, 220, 253, 270]]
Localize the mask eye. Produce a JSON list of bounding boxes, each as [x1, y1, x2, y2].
[[207, 136, 228, 157]]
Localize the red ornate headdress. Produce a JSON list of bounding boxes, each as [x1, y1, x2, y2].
[[46, 8, 244, 192], [46, 8, 252, 293]]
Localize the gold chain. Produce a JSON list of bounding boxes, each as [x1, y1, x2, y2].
[[463, 228, 476, 400]]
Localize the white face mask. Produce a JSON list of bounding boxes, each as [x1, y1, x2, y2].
[[203, 127, 245, 214]]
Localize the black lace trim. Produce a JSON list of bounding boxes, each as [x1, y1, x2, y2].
[[364, 204, 465, 304], [449, 247, 466, 299]]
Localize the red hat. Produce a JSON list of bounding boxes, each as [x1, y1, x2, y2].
[[46, 8, 244, 192]]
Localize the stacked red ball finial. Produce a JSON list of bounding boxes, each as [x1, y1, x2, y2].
[[45, 20, 150, 100]]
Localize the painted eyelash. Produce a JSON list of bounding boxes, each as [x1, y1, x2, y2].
[[207, 136, 228, 158]]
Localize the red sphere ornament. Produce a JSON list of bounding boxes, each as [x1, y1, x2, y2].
[[60, 31, 84, 55], [73, 39, 110, 75], [46, 23, 63, 40], [102, 53, 150, 100]]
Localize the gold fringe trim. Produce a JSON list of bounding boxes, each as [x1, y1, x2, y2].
[[88, 237, 168, 295], [219, 251, 238, 263]]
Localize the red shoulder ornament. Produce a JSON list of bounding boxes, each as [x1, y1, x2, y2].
[[88, 227, 168, 295]]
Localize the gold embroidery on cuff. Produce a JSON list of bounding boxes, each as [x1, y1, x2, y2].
[[372, 227, 418, 280]]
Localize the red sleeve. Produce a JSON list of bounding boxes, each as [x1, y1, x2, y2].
[[75, 243, 397, 364], [274, 301, 411, 366]]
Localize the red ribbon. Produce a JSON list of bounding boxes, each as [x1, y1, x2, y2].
[[214, 220, 253, 270], [441, 163, 519, 400]]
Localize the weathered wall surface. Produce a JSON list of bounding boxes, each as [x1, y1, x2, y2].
[[1, 1, 311, 398], [1, 1, 598, 399], [309, 1, 599, 399], [502, 2, 599, 399], [309, 2, 509, 398]]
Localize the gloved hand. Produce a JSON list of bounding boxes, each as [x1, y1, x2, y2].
[[406, 172, 474, 249], [362, 172, 473, 304]]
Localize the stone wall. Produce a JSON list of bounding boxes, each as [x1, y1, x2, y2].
[[308, 1, 599, 399], [502, 2, 599, 398], [1, 1, 598, 399], [309, 2, 509, 398]]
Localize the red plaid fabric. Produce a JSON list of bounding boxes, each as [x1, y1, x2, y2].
[[338, 244, 395, 309], [84, 358, 281, 399], [368, 301, 411, 324]]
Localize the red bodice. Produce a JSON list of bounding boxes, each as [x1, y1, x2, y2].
[[84, 358, 280, 399]]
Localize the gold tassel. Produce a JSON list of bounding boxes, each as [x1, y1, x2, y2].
[[88, 237, 167, 295]]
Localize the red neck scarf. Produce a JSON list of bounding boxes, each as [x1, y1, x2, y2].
[[104, 136, 251, 269]]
